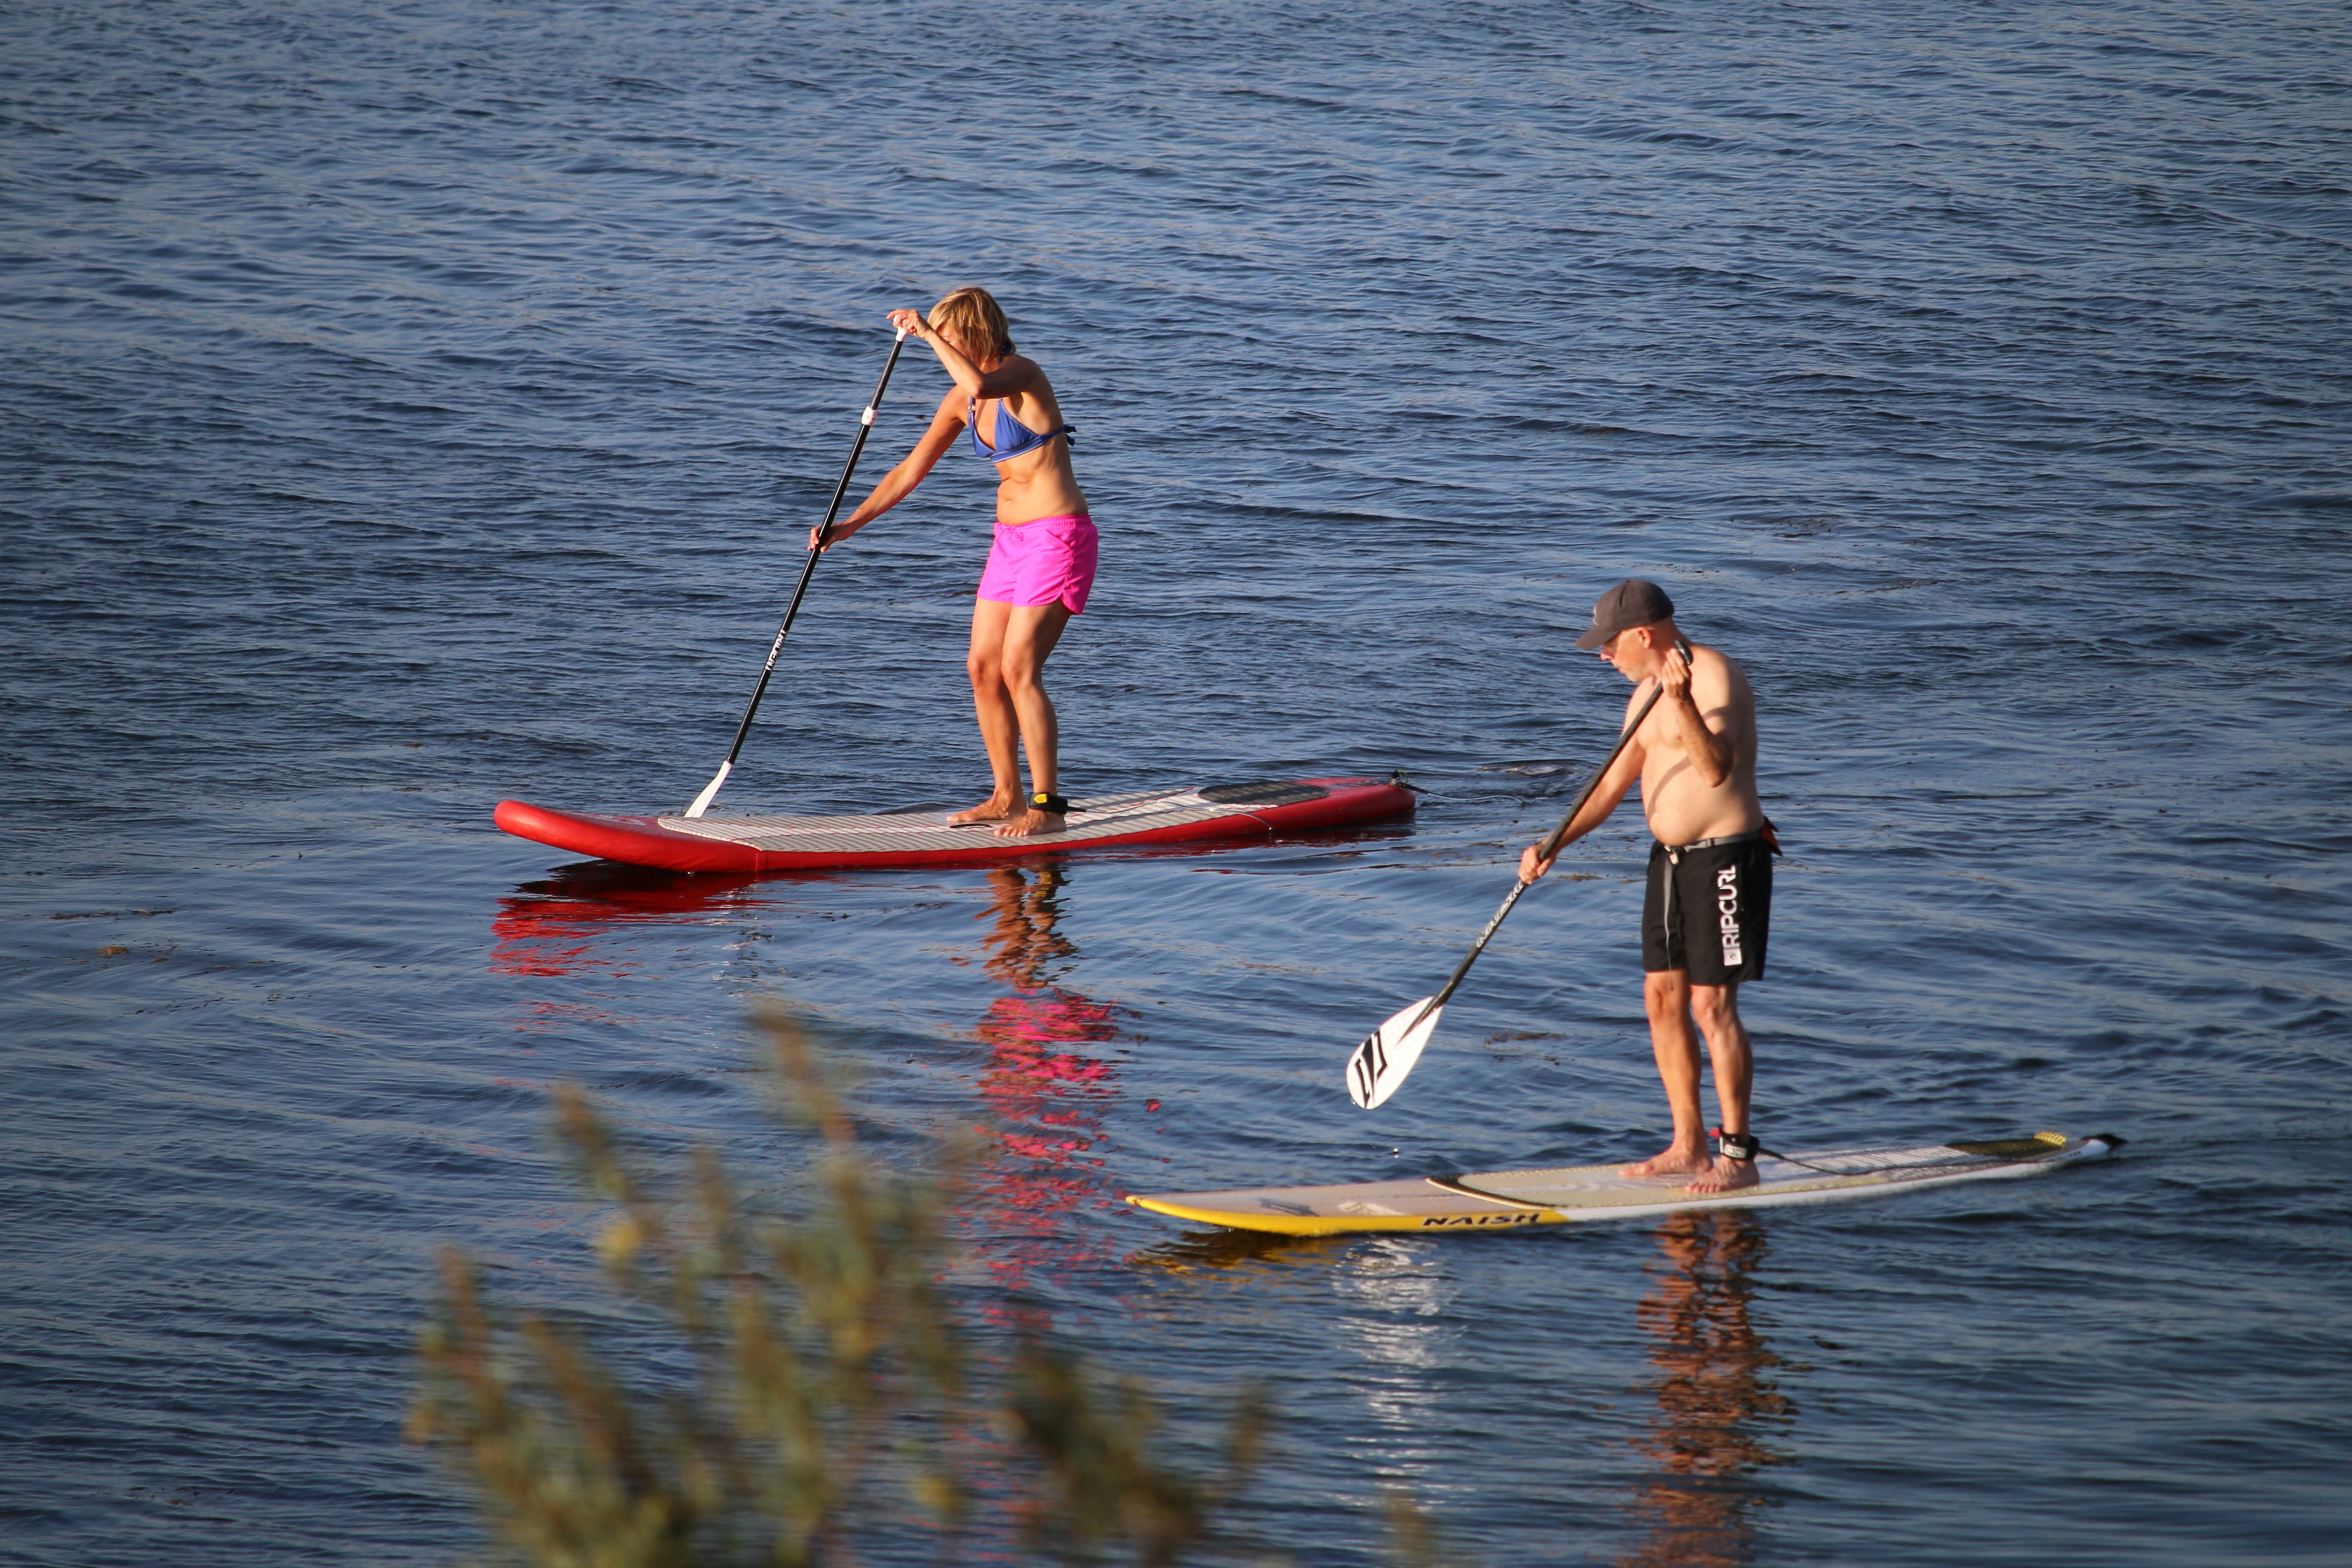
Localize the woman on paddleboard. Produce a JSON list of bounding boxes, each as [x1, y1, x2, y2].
[[816, 288, 1095, 839]]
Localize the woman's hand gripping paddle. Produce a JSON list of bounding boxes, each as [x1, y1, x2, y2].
[[683, 327, 913, 819], [1345, 661, 1679, 1108]]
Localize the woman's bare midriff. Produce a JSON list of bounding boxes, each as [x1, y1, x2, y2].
[[995, 476, 1088, 523], [975, 393, 1086, 523]]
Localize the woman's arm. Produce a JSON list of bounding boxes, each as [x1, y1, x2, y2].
[[812, 390, 967, 550], [887, 308, 1043, 400]]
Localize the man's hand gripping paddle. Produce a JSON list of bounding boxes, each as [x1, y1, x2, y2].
[[683, 327, 913, 819], [1345, 652, 1683, 1108]]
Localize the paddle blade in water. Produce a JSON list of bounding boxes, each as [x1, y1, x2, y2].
[[1347, 996, 1441, 1109], [682, 759, 731, 820]]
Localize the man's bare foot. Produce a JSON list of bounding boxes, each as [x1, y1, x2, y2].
[[1619, 1146, 1713, 1181], [948, 793, 1021, 826], [990, 807, 1066, 839], [1680, 1155, 1761, 1195]]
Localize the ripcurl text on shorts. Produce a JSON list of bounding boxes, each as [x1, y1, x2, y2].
[[1642, 832, 1773, 986]]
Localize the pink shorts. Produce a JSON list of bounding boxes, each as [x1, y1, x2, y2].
[[976, 512, 1098, 614]]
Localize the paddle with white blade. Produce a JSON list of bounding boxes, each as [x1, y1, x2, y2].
[[1345, 656, 1682, 1108], [683, 326, 913, 819]]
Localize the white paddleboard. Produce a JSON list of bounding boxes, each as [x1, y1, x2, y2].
[[1126, 1132, 2122, 1236]]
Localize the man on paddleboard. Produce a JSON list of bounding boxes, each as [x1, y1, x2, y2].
[[1520, 580, 1775, 1195]]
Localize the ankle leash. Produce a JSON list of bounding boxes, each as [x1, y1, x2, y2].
[[1710, 1126, 2036, 1179]]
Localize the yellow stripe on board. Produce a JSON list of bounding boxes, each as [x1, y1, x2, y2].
[[1122, 1194, 1570, 1237]]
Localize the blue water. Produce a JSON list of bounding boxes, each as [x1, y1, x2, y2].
[[5, 2, 2350, 1562]]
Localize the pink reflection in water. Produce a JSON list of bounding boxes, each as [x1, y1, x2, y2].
[[964, 866, 1129, 1305]]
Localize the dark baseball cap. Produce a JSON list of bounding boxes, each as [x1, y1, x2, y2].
[[1574, 579, 1675, 649]]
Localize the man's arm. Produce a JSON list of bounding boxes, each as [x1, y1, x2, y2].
[[1519, 731, 1645, 882], [1656, 645, 1738, 787]]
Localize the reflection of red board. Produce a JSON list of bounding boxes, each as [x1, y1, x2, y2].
[[494, 777, 1415, 873]]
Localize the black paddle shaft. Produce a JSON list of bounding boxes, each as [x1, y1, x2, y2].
[[715, 331, 913, 769], [1419, 670, 1676, 1016]]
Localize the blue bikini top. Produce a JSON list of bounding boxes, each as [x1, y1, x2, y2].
[[969, 394, 1074, 463]]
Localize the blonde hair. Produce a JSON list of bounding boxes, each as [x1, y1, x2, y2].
[[927, 286, 1016, 360]]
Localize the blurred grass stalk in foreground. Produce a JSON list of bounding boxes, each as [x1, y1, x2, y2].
[[410, 1006, 1315, 1566]]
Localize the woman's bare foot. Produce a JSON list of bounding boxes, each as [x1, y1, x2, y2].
[[1680, 1156, 1761, 1195], [949, 792, 1022, 825], [991, 807, 1066, 839], [1619, 1145, 1713, 1181]]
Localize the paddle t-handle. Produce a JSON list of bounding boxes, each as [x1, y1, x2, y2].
[[683, 326, 915, 819], [1345, 641, 1686, 1108]]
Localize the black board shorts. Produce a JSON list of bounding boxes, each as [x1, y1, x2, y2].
[[1642, 835, 1772, 986]]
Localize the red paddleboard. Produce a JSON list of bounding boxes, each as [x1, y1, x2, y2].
[[494, 777, 1415, 873]]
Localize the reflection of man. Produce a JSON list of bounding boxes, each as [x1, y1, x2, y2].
[[1520, 580, 1774, 1193], [1621, 1212, 1787, 1568]]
